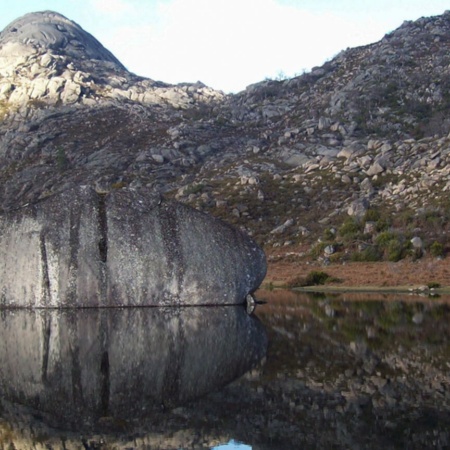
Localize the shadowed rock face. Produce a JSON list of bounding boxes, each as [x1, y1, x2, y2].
[[0, 306, 267, 429], [0, 186, 266, 306]]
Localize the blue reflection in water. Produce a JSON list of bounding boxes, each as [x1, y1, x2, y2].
[[212, 439, 252, 450]]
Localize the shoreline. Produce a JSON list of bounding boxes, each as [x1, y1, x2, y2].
[[291, 285, 449, 294], [264, 255, 450, 293]]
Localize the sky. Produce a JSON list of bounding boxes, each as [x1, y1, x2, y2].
[[0, 0, 449, 93]]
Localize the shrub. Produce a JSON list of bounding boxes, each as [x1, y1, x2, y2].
[[351, 246, 382, 262], [112, 181, 127, 189], [310, 242, 328, 258], [363, 209, 381, 223], [375, 231, 397, 247], [304, 271, 330, 286], [375, 231, 410, 262], [385, 238, 406, 262], [56, 147, 68, 171], [185, 183, 205, 195], [285, 270, 332, 288], [322, 228, 336, 241], [375, 217, 391, 232], [285, 276, 306, 288], [430, 241, 444, 258], [339, 218, 361, 240]]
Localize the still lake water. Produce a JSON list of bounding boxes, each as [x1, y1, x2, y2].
[[0, 289, 449, 449]]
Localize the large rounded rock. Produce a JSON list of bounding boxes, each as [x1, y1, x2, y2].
[[0, 187, 266, 307]]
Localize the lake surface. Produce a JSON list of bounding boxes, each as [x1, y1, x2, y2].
[[0, 289, 449, 449]]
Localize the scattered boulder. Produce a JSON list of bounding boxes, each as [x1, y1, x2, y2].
[[270, 218, 294, 235], [366, 162, 385, 177], [410, 236, 423, 250], [347, 198, 370, 218]]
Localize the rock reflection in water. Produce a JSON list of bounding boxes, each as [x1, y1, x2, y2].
[[1, 291, 449, 449], [0, 305, 267, 429]]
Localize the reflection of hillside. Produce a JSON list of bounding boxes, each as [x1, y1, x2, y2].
[[0, 306, 267, 430], [256, 289, 450, 366], [1, 290, 449, 448], [254, 289, 450, 446]]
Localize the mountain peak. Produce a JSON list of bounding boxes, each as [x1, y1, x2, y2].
[[0, 11, 223, 116], [0, 10, 125, 68]]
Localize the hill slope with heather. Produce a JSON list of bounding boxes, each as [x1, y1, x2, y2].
[[2, 10, 450, 276]]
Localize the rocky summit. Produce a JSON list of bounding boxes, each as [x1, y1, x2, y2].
[[2, 10, 450, 266]]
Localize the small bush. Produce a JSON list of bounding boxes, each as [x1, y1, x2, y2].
[[375, 231, 397, 247], [310, 242, 328, 258], [427, 282, 441, 289], [375, 217, 391, 232], [430, 241, 444, 258], [375, 231, 410, 262], [112, 181, 127, 189], [304, 271, 330, 286], [339, 218, 361, 238], [351, 246, 382, 262], [185, 183, 205, 195], [322, 228, 336, 241], [363, 209, 381, 223], [285, 276, 306, 288], [385, 238, 406, 262], [56, 147, 69, 171], [285, 271, 333, 288]]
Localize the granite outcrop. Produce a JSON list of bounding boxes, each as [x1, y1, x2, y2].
[[0, 186, 266, 307]]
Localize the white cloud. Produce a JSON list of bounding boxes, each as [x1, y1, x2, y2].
[[92, 0, 407, 92], [90, 0, 134, 16]]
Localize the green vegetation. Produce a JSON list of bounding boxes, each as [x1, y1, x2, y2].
[[305, 270, 332, 286], [373, 231, 410, 262], [184, 183, 205, 195], [56, 147, 69, 171], [430, 241, 444, 258], [339, 218, 361, 241], [351, 245, 382, 262], [286, 270, 336, 288], [111, 181, 127, 189]]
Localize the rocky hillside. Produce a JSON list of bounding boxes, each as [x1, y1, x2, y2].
[[2, 10, 450, 264]]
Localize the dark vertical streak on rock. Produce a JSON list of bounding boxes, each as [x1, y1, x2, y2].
[[100, 350, 110, 416], [41, 313, 51, 383], [98, 194, 108, 306], [161, 315, 184, 408], [99, 310, 110, 416], [40, 233, 50, 305], [67, 208, 80, 304], [98, 194, 108, 263], [160, 202, 184, 296], [70, 330, 83, 412]]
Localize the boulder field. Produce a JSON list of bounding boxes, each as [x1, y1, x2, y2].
[[0, 186, 266, 307]]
